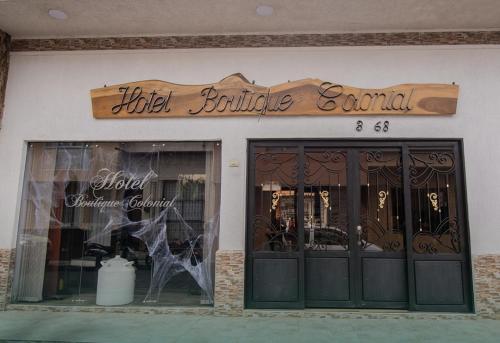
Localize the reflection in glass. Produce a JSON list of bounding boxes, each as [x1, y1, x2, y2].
[[253, 147, 298, 251], [14, 142, 221, 306], [304, 150, 348, 251], [409, 150, 461, 254], [359, 151, 405, 252]]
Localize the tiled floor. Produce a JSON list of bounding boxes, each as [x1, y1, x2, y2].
[[0, 311, 498, 343]]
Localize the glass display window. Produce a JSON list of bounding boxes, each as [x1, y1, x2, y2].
[[12, 141, 221, 307]]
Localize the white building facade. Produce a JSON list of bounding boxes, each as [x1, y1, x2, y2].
[[0, 32, 499, 318]]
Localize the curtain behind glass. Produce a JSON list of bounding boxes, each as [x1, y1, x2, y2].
[[13, 142, 221, 305]]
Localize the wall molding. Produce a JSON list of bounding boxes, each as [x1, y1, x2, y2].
[[10, 31, 500, 52]]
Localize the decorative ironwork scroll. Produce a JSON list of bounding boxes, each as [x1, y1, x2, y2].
[[271, 191, 280, 210], [252, 147, 299, 252], [428, 192, 439, 211], [409, 150, 461, 254], [359, 150, 405, 252], [304, 150, 349, 251], [320, 190, 329, 208], [378, 190, 388, 209]]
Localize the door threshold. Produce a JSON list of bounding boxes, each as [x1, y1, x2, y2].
[[306, 308, 408, 313]]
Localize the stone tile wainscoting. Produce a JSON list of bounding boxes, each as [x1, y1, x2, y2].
[[0, 249, 14, 310], [214, 250, 245, 316], [473, 254, 500, 319], [9, 31, 500, 52]]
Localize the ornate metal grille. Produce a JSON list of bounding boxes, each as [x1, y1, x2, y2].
[[304, 150, 349, 251], [409, 150, 461, 254], [359, 150, 405, 252], [252, 147, 299, 252]]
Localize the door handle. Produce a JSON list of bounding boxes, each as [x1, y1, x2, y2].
[[356, 225, 362, 246]]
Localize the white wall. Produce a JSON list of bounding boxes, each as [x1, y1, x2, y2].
[[1, 46, 500, 254]]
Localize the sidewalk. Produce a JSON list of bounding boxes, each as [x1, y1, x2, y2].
[[0, 311, 498, 343]]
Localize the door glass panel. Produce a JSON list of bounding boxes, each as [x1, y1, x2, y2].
[[253, 147, 299, 251], [304, 150, 348, 251], [409, 149, 461, 254], [359, 150, 405, 252]]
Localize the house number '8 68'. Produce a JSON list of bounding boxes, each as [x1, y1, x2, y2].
[[356, 120, 389, 132]]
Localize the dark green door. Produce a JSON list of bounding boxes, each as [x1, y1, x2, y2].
[[303, 147, 353, 307], [246, 144, 304, 308], [246, 141, 472, 312], [303, 147, 407, 308]]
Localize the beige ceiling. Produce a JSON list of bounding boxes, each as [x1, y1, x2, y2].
[[1, 0, 500, 39]]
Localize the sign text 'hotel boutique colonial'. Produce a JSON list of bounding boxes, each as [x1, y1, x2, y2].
[[91, 74, 459, 118]]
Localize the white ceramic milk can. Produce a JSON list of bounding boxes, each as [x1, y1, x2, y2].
[[96, 255, 135, 306]]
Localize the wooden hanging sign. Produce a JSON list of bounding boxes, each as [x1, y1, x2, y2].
[[91, 73, 458, 118]]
